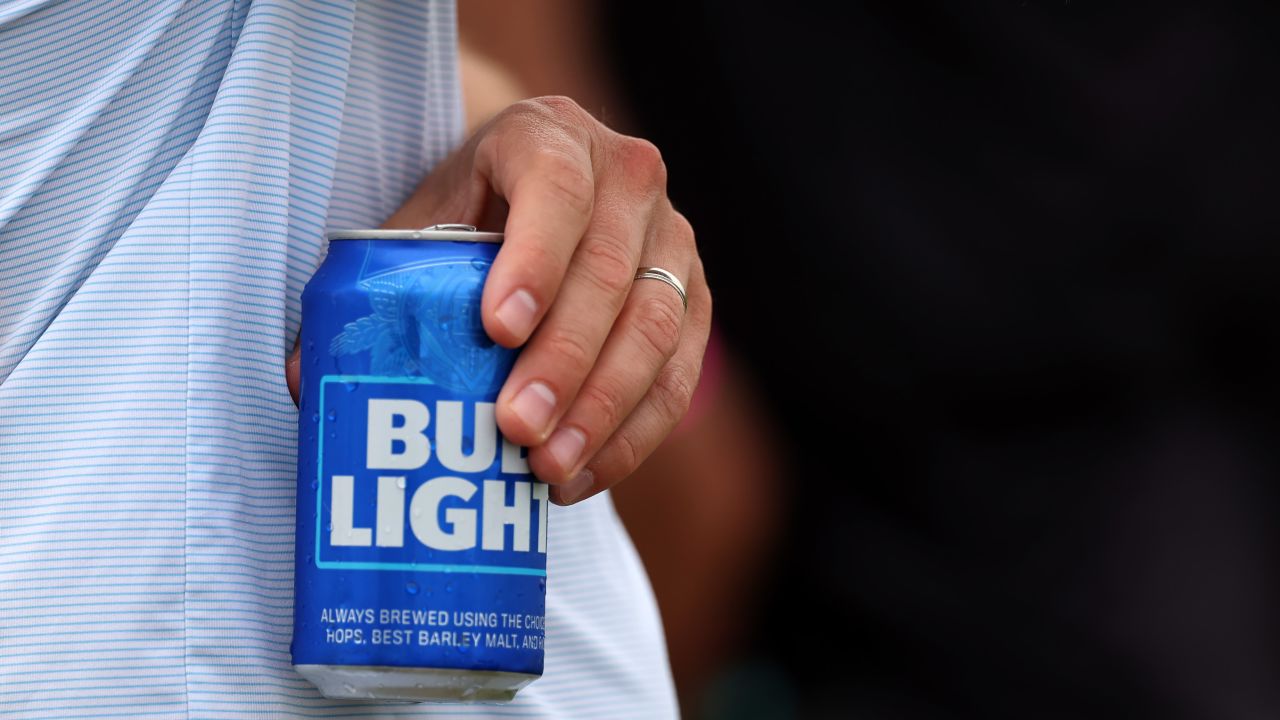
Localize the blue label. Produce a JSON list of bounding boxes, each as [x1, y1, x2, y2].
[[315, 375, 548, 575]]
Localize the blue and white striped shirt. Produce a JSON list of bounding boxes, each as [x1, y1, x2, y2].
[[0, 1, 678, 717]]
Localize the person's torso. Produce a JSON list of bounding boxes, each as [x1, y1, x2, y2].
[[0, 2, 677, 717]]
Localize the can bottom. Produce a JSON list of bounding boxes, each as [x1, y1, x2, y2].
[[295, 664, 537, 703]]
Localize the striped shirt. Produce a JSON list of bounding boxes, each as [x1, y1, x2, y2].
[[0, 1, 678, 717]]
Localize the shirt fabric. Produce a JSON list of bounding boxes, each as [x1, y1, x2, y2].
[[0, 1, 678, 717]]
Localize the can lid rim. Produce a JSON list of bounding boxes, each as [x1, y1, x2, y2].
[[327, 228, 504, 243]]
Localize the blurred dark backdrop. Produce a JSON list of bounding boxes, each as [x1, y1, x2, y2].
[[601, 3, 1280, 718]]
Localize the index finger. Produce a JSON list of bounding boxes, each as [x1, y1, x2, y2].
[[474, 102, 599, 349]]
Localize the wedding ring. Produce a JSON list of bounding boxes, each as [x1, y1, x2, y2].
[[633, 267, 688, 312]]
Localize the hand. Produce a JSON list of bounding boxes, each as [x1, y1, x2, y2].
[[288, 96, 710, 505]]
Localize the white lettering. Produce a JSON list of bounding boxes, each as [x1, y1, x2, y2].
[[436, 401, 497, 473], [330, 475, 372, 546], [502, 438, 529, 474], [409, 476, 478, 550], [367, 399, 430, 469], [483, 480, 531, 551], [376, 476, 405, 547], [532, 482, 550, 553]]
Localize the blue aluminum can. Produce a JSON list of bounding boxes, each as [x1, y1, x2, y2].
[[292, 225, 547, 702]]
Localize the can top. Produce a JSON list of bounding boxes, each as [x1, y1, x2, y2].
[[327, 224, 503, 243]]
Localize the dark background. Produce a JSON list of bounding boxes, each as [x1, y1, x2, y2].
[[602, 3, 1280, 718]]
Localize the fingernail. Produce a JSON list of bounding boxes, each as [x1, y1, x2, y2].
[[558, 469, 595, 504], [510, 381, 557, 438], [546, 426, 587, 475], [495, 288, 539, 341]]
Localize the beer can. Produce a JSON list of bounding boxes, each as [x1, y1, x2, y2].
[[292, 225, 547, 702]]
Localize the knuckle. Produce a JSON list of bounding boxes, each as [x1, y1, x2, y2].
[[532, 95, 587, 120], [542, 323, 595, 374], [530, 96, 600, 147], [671, 210, 696, 248], [631, 293, 683, 362], [617, 136, 667, 187], [578, 378, 628, 435], [697, 282, 713, 323], [651, 362, 697, 426], [496, 97, 592, 146], [505, 96, 555, 123], [685, 256, 712, 322], [611, 430, 643, 478], [578, 233, 636, 297]]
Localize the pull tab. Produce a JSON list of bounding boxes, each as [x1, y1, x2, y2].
[[421, 224, 477, 232]]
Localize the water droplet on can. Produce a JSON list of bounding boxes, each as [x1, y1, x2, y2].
[[396, 477, 406, 489], [405, 581, 420, 595], [326, 409, 337, 422]]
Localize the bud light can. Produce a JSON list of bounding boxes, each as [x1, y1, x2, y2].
[[292, 225, 547, 702]]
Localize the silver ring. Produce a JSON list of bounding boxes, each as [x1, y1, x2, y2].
[[634, 267, 688, 312]]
